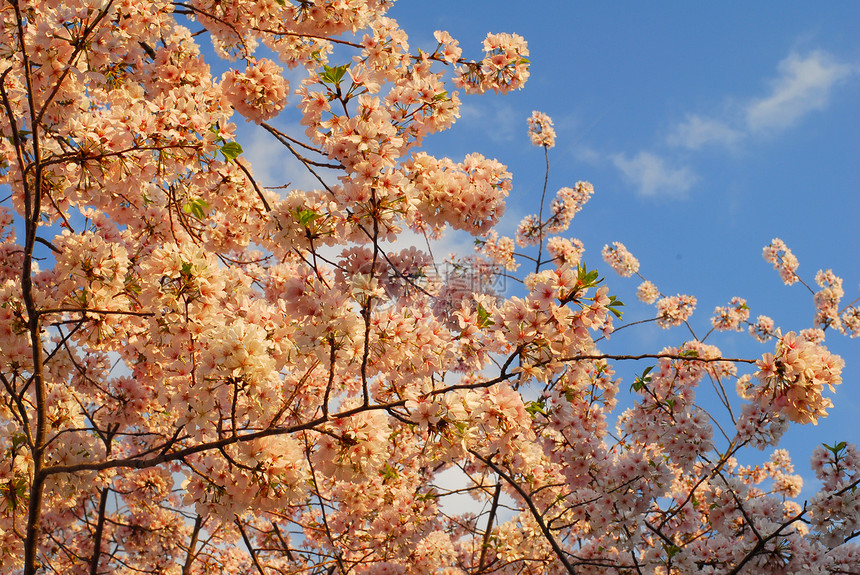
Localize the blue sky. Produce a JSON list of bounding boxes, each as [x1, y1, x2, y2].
[[231, 2, 859, 495]]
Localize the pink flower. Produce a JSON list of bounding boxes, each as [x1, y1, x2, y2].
[[655, 294, 697, 328], [222, 58, 288, 123], [752, 332, 844, 424], [527, 110, 556, 148], [601, 242, 639, 277], [636, 280, 660, 304], [762, 238, 799, 285], [749, 314, 776, 342], [711, 297, 749, 331]]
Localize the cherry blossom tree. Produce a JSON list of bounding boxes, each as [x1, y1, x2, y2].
[[0, 1, 858, 574]]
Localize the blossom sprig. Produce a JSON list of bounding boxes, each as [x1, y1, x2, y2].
[[655, 294, 697, 329], [763, 238, 799, 286], [748, 331, 844, 424], [527, 110, 556, 148], [601, 242, 639, 278], [711, 297, 750, 332], [454, 32, 530, 95], [749, 314, 778, 342]]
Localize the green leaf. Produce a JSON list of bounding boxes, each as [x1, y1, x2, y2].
[[631, 366, 653, 392], [416, 490, 438, 502], [608, 295, 625, 319], [823, 441, 848, 457], [576, 263, 602, 289], [664, 543, 681, 559], [9, 433, 26, 451], [219, 141, 243, 162], [182, 198, 209, 220], [679, 349, 699, 358], [295, 208, 321, 227], [321, 63, 349, 85], [476, 302, 494, 328], [433, 91, 449, 101], [525, 400, 548, 418], [381, 463, 398, 481]]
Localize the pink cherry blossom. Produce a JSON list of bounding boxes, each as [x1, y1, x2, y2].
[[1, 3, 857, 574], [602, 241, 640, 277], [655, 294, 697, 328], [636, 280, 660, 304], [527, 110, 556, 148], [763, 238, 800, 285]]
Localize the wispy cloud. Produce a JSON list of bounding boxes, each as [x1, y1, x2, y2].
[[611, 151, 697, 198], [666, 115, 741, 150], [240, 123, 324, 192], [667, 50, 854, 150], [745, 50, 853, 133]]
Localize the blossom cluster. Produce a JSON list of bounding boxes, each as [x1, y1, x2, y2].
[[635, 280, 660, 304], [221, 58, 289, 123], [454, 32, 530, 94], [478, 231, 519, 271], [601, 241, 640, 277], [546, 181, 593, 234], [546, 236, 584, 267], [711, 296, 750, 331], [814, 269, 844, 331], [749, 332, 844, 424], [655, 294, 697, 328], [405, 152, 512, 235], [809, 443, 860, 547], [527, 110, 556, 148], [763, 237, 799, 285]]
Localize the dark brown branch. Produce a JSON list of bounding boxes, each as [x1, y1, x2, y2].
[[236, 517, 267, 575], [34, 236, 61, 254], [476, 482, 502, 573], [235, 158, 272, 212], [473, 452, 578, 574], [182, 515, 203, 575], [88, 487, 110, 575]]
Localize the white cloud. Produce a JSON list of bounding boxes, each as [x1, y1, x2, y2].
[[612, 151, 697, 198], [666, 50, 854, 150], [666, 114, 742, 150], [240, 123, 327, 193], [380, 228, 475, 262], [745, 50, 853, 133]]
